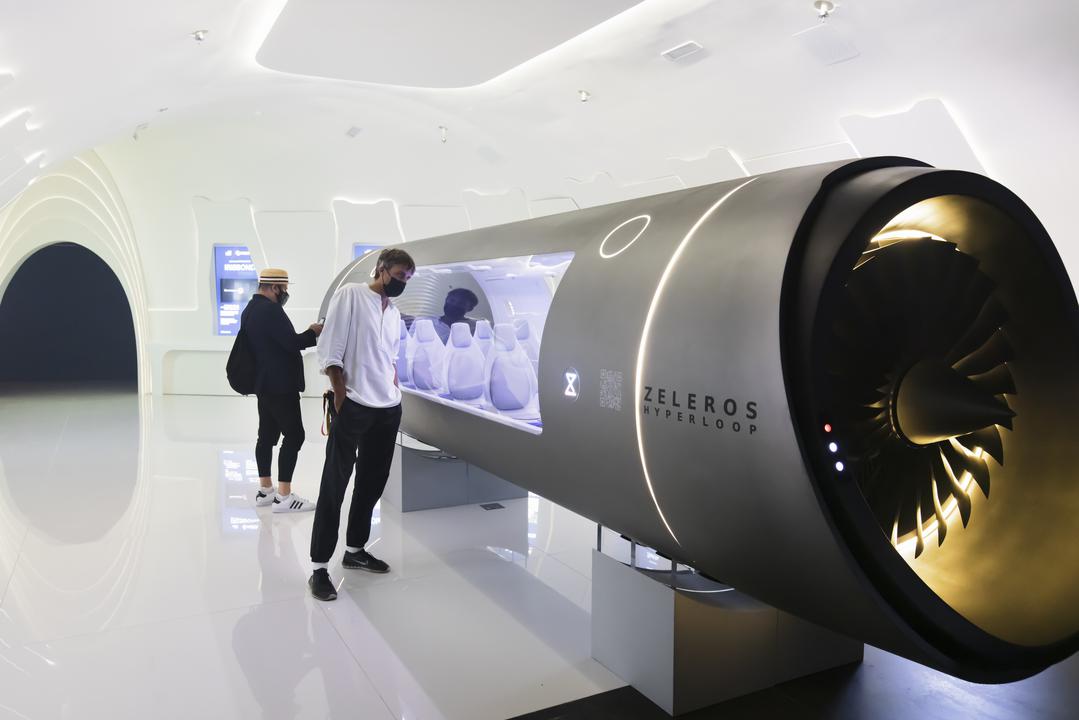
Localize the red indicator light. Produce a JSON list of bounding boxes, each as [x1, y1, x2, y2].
[[823, 423, 833, 433]]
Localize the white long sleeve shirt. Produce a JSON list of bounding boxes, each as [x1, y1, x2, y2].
[[318, 283, 402, 408]]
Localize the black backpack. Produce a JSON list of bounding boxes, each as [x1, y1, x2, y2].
[[226, 328, 256, 395]]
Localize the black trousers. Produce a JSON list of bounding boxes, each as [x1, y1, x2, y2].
[[255, 393, 306, 484], [310, 399, 402, 563]]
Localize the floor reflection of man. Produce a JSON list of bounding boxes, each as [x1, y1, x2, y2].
[[232, 517, 353, 718], [433, 288, 479, 344]]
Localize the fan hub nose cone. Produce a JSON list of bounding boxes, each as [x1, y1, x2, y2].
[[894, 360, 1015, 445]]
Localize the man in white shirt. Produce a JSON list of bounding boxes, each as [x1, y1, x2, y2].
[[309, 248, 416, 601]]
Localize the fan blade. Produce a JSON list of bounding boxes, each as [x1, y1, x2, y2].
[[953, 331, 1013, 377], [914, 491, 927, 558], [969, 364, 1017, 396], [959, 426, 1005, 465], [931, 478, 948, 546], [932, 452, 971, 527], [941, 443, 991, 498], [946, 297, 1008, 365], [894, 360, 1016, 444]]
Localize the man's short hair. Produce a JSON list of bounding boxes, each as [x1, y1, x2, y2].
[[375, 247, 416, 275], [448, 287, 479, 309]]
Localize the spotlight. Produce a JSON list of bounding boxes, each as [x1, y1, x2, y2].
[[190, 29, 209, 42], [814, 1, 836, 18], [579, 90, 591, 103]]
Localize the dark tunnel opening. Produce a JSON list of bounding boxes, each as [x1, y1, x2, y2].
[[0, 243, 137, 388]]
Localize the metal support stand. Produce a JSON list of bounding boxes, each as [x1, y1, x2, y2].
[[591, 549, 863, 716]]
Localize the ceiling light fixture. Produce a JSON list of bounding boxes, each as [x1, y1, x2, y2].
[[439, 125, 448, 143], [578, 90, 591, 103], [814, 1, 836, 19], [346, 125, 362, 138], [191, 29, 209, 42], [661, 41, 704, 63]]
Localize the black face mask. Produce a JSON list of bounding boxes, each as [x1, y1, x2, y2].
[[383, 273, 407, 298], [276, 288, 290, 307]]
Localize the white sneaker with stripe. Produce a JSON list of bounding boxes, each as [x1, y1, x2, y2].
[[272, 493, 316, 513], [255, 487, 276, 507]]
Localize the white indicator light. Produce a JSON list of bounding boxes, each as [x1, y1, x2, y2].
[[828, 442, 838, 453], [564, 369, 580, 400], [835, 461, 845, 472]]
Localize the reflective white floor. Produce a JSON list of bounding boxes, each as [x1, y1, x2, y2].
[[7, 388, 1069, 720], [0, 387, 629, 720]]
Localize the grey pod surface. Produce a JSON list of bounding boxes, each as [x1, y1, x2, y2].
[[322, 158, 1079, 683]]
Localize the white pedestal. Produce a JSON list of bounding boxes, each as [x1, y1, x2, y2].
[[383, 433, 527, 512], [591, 550, 863, 716]]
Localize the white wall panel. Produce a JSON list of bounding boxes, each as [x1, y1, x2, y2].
[[462, 188, 529, 229], [253, 211, 336, 316], [331, 199, 404, 270], [528, 197, 579, 218], [192, 197, 266, 268], [840, 99, 984, 174], [399, 205, 471, 240], [668, 147, 747, 188], [564, 172, 624, 208], [566, 172, 685, 209], [0, 159, 43, 211], [0, 110, 31, 156], [742, 142, 859, 176]]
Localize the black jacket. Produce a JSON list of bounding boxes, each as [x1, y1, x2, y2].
[[240, 294, 317, 394]]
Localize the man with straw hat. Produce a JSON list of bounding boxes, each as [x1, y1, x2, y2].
[[241, 267, 323, 513]]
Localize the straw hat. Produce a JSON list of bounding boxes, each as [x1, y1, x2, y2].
[[258, 268, 290, 284]]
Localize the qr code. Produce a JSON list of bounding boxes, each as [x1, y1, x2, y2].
[[599, 369, 623, 411]]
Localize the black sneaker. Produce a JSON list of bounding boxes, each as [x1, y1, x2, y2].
[[308, 568, 337, 601], [343, 549, 390, 574]]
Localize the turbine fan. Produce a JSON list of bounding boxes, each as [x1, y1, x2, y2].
[[826, 236, 1016, 558]]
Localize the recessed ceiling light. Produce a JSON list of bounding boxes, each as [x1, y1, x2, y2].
[[661, 41, 703, 62], [578, 90, 591, 103], [814, 1, 836, 18], [190, 29, 209, 42], [345, 125, 362, 138], [439, 125, 448, 143]]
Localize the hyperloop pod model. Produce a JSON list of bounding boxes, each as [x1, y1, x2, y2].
[[322, 157, 1079, 682]]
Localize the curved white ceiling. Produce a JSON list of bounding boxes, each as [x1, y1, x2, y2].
[[256, 0, 645, 88]]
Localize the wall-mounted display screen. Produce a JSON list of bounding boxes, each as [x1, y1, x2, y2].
[[214, 245, 258, 336], [353, 243, 383, 260], [395, 251, 574, 435]]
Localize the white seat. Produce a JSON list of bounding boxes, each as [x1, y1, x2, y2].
[[410, 318, 447, 393], [446, 323, 486, 404], [514, 318, 541, 376], [484, 323, 539, 420], [474, 319, 494, 359], [396, 318, 415, 387]]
